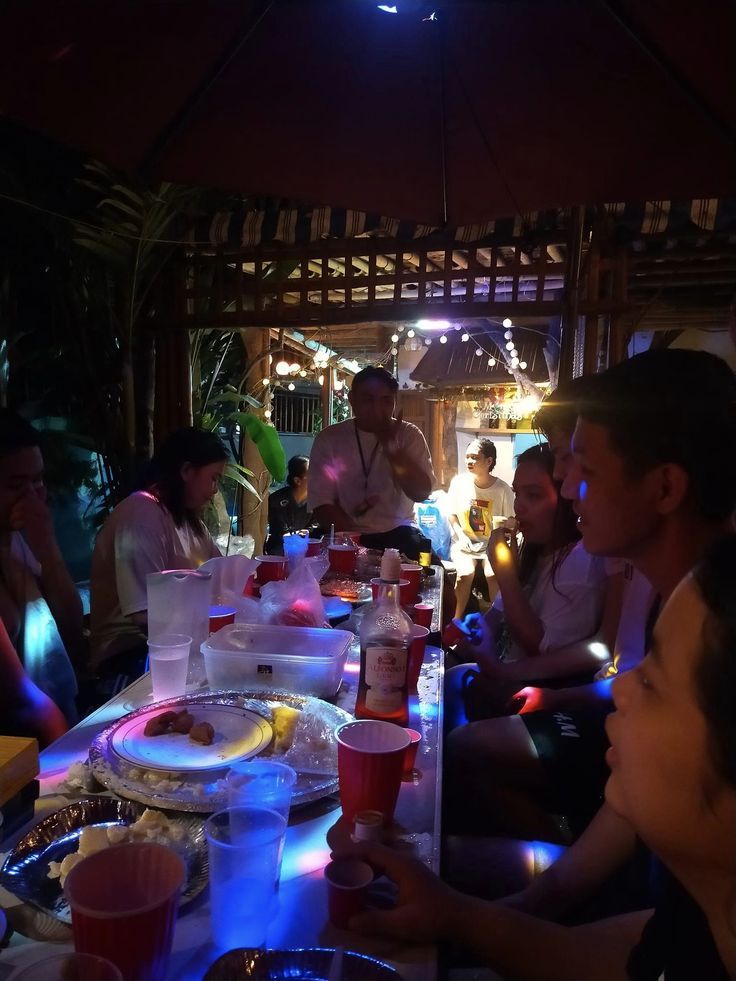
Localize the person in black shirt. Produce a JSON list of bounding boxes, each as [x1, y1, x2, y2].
[[265, 455, 312, 554], [336, 534, 736, 979]]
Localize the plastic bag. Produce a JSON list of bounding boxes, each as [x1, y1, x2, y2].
[[258, 561, 328, 628], [415, 491, 452, 559], [215, 533, 255, 558], [198, 554, 260, 602]]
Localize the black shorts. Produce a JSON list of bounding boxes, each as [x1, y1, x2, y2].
[[521, 704, 612, 832]]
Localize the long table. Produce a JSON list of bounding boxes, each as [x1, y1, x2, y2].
[[0, 607, 444, 979]]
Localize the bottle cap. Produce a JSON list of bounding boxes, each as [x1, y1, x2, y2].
[[380, 548, 402, 581]]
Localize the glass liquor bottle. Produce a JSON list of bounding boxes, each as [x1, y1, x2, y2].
[[355, 579, 413, 727]]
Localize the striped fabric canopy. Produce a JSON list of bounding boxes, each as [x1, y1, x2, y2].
[[187, 197, 736, 250]]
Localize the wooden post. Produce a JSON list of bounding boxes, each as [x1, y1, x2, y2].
[[321, 362, 334, 429], [239, 327, 271, 553], [559, 205, 586, 379]]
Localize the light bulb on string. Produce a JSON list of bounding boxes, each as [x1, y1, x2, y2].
[[391, 334, 399, 343], [454, 324, 462, 331], [288, 382, 295, 391], [503, 318, 513, 328], [264, 409, 272, 419], [299, 369, 306, 377], [397, 325, 405, 332], [289, 363, 300, 374], [511, 357, 519, 368], [425, 338, 432, 346], [439, 335, 448, 344], [520, 361, 527, 370], [510, 349, 518, 358], [475, 347, 483, 356], [488, 357, 496, 367], [504, 330, 513, 340], [262, 377, 270, 386], [505, 341, 514, 350], [275, 360, 290, 376], [461, 333, 469, 342], [391, 347, 398, 355], [407, 329, 415, 338], [318, 374, 325, 385]]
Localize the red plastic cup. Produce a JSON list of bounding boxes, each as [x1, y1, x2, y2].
[[443, 617, 472, 647], [324, 859, 374, 929], [400, 563, 422, 604], [343, 531, 362, 545], [336, 720, 411, 826], [329, 544, 358, 574], [370, 578, 410, 604], [412, 603, 433, 629], [208, 604, 236, 634], [407, 625, 429, 691], [254, 555, 288, 584], [402, 729, 422, 775], [306, 538, 323, 557], [64, 843, 185, 981]]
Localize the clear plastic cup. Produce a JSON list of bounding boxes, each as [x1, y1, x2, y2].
[[283, 533, 309, 568], [205, 806, 287, 951], [226, 760, 297, 823], [147, 633, 191, 701]]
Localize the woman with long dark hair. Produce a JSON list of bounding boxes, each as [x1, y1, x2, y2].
[[90, 427, 227, 685], [445, 443, 606, 726]]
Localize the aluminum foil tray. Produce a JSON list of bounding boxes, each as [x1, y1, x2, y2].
[[88, 690, 351, 813], [204, 948, 399, 980], [0, 797, 207, 924]]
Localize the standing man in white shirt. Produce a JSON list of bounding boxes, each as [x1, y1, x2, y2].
[[308, 366, 434, 560]]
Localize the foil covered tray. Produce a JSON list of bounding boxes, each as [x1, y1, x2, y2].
[[204, 948, 399, 980], [88, 690, 352, 813], [0, 797, 207, 924]]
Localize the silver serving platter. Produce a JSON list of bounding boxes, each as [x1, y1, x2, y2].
[[204, 948, 399, 980], [0, 797, 207, 924], [89, 690, 352, 813]]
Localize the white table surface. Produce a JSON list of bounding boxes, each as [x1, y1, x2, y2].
[[0, 633, 444, 980]]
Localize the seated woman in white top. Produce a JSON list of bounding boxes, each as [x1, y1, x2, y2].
[[445, 443, 606, 728], [90, 427, 225, 684]]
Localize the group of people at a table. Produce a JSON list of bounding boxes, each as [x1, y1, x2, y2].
[[1, 350, 735, 979]]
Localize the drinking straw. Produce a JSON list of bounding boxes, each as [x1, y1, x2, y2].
[[330, 523, 335, 545]]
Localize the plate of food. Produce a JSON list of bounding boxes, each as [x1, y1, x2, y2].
[[110, 704, 273, 772], [320, 573, 371, 603], [0, 797, 207, 924], [88, 691, 352, 812]]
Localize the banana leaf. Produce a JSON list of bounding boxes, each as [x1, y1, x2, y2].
[[234, 412, 286, 483]]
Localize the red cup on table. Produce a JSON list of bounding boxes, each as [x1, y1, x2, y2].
[[370, 578, 410, 604], [402, 728, 422, 775], [324, 858, 374, 929], [412, 603, 433, 629], [329, 543, 358, 574], [254, 555, 288, 585], [64, 842, 185, 981], [336, 720, 411, 826], [306, 538, 323, 557], [407, 624, 429, 691], [208, 604, 236, 634], [400, 563, 422, 604]]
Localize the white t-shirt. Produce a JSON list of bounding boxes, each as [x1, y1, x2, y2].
[[308, 418, 434, 534], [0, 533, 78, 722], [493, 541, 607, 661], [447, 472, 515, 544], [601, 562, 656, 678], [90, 491, 220, 667]]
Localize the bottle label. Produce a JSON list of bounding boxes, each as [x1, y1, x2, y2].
[[363, 645, 408, 714]]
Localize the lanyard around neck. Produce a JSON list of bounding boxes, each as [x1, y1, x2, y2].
[[354, 420, 380, 490]]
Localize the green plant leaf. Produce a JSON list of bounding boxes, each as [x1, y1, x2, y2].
[[237, 413, 286, 482], [224, 462, 260, 500]]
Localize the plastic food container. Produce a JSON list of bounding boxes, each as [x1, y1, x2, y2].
[[201, 624, 353, 697]]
